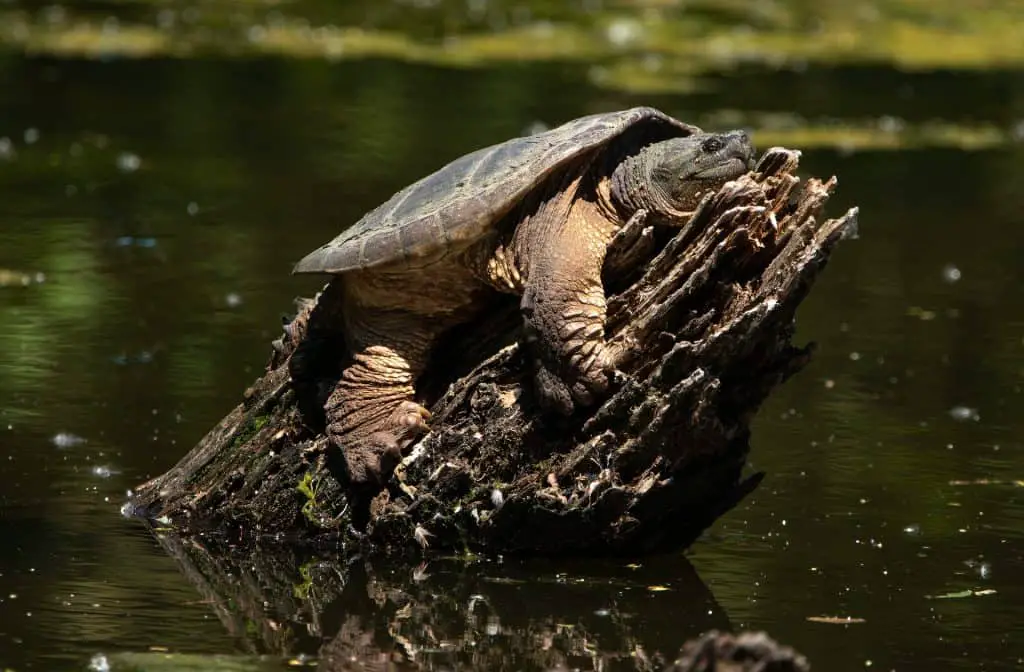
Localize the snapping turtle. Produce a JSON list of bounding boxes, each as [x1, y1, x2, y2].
[[291, 107, 755, 489]]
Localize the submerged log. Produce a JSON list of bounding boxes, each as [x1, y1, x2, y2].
[[125, 147, 858, 556]]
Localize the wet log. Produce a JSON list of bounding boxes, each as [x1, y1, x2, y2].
[[124, 147, 858, 556]]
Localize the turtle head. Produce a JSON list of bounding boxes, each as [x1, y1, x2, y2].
[[635, 130, 756, 216]]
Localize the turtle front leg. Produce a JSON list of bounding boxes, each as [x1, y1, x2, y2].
[[326, 310, 433, 489], [519, 201, 620, 415]]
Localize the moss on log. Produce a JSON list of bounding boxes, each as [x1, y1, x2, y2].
[[124, 147, 858, 557]]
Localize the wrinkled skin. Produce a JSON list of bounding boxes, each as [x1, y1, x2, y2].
[[297, 130, 755, 490]]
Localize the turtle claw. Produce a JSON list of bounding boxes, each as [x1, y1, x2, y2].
[[335, 401, 431, 488], [531, 347, 612, 416], [391, 401, 431, 444]]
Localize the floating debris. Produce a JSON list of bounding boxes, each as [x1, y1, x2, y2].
[[0, 269, 45, 287], [806, 616, 866, 624], [949, 478, 1024, 487], [907, 306, 937, 321], [964, 558, 992, 580], [52, 432, 86, 448], [413, 525, 433, 548], [112, 350, 155, 366], [114, 235, 157, 248], [0, 137, 13, 159], [187, 201, 199, 216], [23, 127, 39, 144], [116, 152, 141, 172], [942, 264, 962, 283], [224, 292, 243, 308], [948, 406, 980, 422], [87, 653, 111, 672], [91, 465, 119, 479], [926, 588, 996, 600]]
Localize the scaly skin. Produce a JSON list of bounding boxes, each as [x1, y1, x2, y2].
[[321, 131, 755, 488]]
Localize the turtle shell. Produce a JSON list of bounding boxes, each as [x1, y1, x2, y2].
[[293, 107, 700, 275]]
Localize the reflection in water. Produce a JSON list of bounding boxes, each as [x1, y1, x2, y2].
[[0, 18, 1022, 672], [122, 531, 732, 671]]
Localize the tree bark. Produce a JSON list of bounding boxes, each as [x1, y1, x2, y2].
[[124, 147, 858, 557]]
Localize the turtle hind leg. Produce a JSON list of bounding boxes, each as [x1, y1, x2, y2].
[[326, 328, 433, 489]]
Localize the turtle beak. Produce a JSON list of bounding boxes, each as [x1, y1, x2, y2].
[[692, 130, 756, 181], [728, 130, 756, 171]]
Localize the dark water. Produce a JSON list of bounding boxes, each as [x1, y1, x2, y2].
[[1, 50, 1023, 671]]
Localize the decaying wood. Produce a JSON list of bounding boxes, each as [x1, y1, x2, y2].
[[124, 147, 858, 556]]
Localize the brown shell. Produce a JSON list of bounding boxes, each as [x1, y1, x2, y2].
[[292, 107, 700, 275]]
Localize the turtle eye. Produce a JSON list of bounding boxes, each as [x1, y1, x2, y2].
[[701, 137, 724, 153]]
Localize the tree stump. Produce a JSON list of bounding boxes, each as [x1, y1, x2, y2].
[[124, 147, 858, 556]]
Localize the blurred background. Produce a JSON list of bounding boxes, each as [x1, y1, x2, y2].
[[0, 1, 1023, 670]]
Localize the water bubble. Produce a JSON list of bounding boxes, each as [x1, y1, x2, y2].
[[949, 406, 979, 422], [903, 524, 921, 536], [941, 264, 961, 283], [23, 128, 39, 144], [52, 433, 86, 448], [116, 152, 141, 172], [187, 201, 199, 216], [225, 292, 243, 308], [115, 236, 134, 247], [91, 465, 117, 478], [0, 137, 13, 159]]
